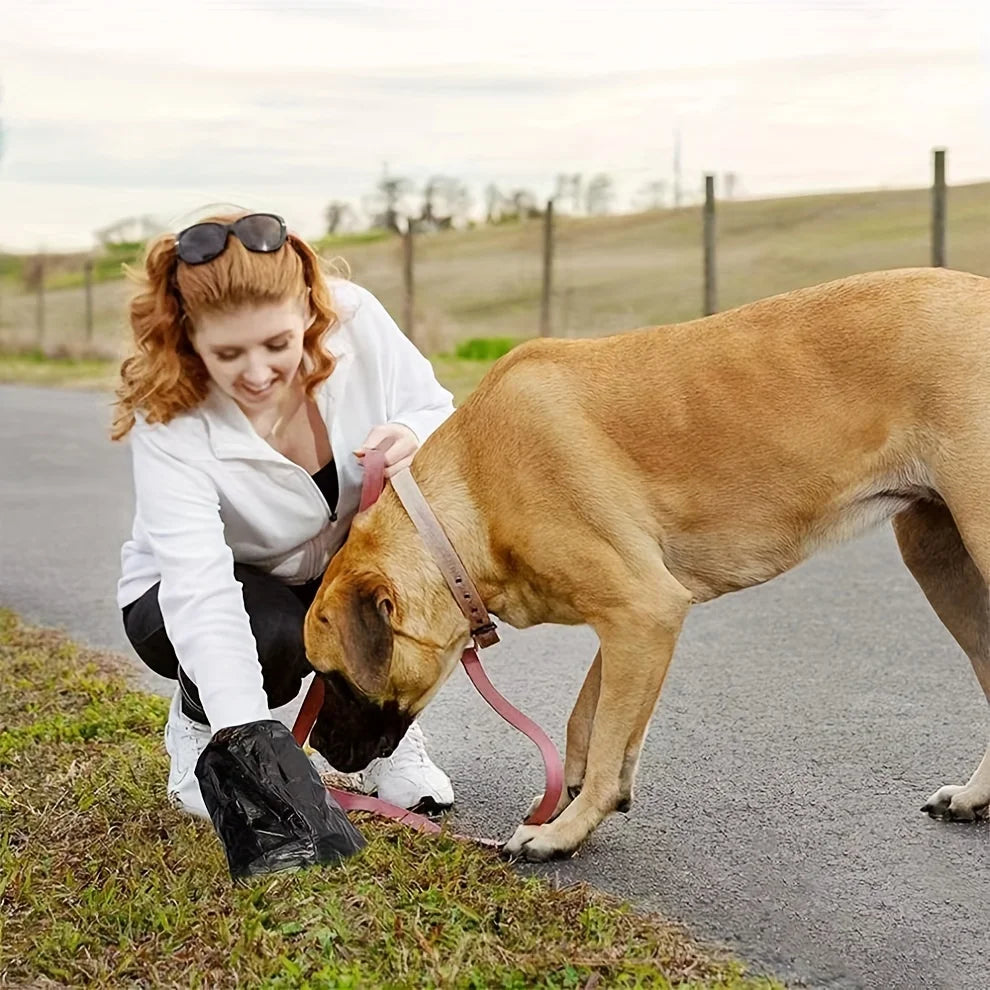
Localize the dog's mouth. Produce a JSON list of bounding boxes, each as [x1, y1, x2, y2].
[[309, 671, 412, 772]]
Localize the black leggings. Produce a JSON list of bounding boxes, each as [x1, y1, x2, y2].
[[121, 564, 322, 725]]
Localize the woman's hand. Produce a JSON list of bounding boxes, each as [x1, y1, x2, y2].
[[356, 423, 420, 478]]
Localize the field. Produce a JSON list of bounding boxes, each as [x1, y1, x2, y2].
[[1, 181, 987, 363]]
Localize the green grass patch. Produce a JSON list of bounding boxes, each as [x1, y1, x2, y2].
[[0, 254, 24, 281], [314, 228, 395, 252], [0, 350, 119, 388], [452, 337, 524, 362], [0, 348, 496, 405], [0, 610, 781, 988]]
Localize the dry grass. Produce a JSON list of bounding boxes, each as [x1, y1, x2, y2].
[[2, 182, 987, 360], [0, 350, 497, 408]]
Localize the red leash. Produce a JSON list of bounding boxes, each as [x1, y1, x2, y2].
[[293, 446, 564, 840]]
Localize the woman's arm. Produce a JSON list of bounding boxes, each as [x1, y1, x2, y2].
[[130, 426, 272, 732]]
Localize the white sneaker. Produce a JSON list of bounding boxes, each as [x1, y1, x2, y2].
[[165, 681, 340, 820], [359, 721, 454, 811], [164, 687, 212, 820]]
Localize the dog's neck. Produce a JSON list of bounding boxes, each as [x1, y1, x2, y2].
[[409, 432, 573, 630]]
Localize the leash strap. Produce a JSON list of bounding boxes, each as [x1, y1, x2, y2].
[[460, 648, 564, 824], [292, 445, 563, 834]]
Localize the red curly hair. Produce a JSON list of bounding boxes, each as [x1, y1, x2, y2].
[[111, 213, 341, 441]]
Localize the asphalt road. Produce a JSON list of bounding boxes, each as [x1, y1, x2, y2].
[[2, 383, 987, 989]]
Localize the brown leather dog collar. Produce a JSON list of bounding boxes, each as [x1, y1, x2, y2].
[[389, 468, 500, 649]]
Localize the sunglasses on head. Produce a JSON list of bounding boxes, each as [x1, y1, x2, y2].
[[174, 213, 288, 265]]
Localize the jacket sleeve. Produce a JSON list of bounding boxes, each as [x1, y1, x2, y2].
[[129, 425, 272, 732], [357, 288, 455, 442]]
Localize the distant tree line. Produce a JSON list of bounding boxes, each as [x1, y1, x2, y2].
[[323, 168, 742, 236]]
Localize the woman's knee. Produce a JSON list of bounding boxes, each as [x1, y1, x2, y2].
[[121, 586, 179, 681], [234, 567, 313, 706]]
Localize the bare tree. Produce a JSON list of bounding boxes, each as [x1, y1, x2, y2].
[[723, 172, 739, 199], [554, 173, 582, 214], [484, 183, 502, 224], [584, 173, 614, 215], [633, 179, 667, 212], [94, 215, 164, 246], [363, 169, 414, 233], [509, 188, 541, 220], [420, 175, 471, 230], [324, 200, 356, 235]]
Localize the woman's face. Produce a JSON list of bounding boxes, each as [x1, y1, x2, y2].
[[191, 298, 309, 415]]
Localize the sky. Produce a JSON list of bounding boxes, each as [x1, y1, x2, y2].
[[0, 0, 988, 251]]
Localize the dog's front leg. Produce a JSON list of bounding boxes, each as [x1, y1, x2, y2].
[[523, 649, 601, 822], [504, 584, 690, 862], [923, 737, 990, 821]]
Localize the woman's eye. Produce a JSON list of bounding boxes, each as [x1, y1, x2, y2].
[[216, 353, 239, 362], [268, 342, 290, 352]]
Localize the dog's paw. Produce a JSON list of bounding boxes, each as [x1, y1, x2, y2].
[[522, 786, 573, 823], [501, 823, 578, 862], [921, 784, 990, 822]]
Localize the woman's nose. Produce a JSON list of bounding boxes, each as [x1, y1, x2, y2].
[[242, 354, 271, 384]]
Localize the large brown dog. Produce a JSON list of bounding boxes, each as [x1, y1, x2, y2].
[[304, 267, 990, 861]]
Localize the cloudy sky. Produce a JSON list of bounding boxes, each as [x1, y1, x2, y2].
[[0, 0, 987, 251]]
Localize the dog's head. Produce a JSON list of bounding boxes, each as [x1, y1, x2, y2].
[[304, 492, 471, 771]]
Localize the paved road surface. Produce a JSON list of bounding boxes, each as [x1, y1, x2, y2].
[[2, 384, 987, 989]]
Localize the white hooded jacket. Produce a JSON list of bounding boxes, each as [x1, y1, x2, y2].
[[117, 281, 454, 731]]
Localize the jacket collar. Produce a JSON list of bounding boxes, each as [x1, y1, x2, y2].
[[200, 342, 352, 461]]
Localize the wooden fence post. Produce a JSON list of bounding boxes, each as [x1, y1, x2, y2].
[[703, 174, 717, 316], [35, 253, 45, 353], [931, 147, 947, 268], [540, 199, 554, 337], [84, 258, 94, 348], [402, 224, 414, 344]]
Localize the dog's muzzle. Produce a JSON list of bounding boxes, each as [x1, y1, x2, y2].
[[308, 672, 412, 773]]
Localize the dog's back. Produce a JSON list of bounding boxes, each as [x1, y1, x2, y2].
[[448, 267, 990, 600]]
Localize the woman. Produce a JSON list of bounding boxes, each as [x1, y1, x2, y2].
[[112, 210, 455, 826]]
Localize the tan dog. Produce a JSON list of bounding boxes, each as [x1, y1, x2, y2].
[[304, 267, 990, 861]]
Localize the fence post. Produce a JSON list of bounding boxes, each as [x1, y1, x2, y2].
[[84, 258, 94, 348], [36, 253, 45, 353], [540, 198, 554, 336], [402, 224, 414, 344], [703, 174, 717, 316], [931, 147, 947, 268]]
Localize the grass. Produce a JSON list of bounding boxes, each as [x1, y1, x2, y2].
[[0, 350, 123, 390], [2, 181, 987, 360], [0, 609, 783, 989], [0, 348, 499, 407]]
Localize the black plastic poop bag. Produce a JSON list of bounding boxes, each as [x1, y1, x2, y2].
[[195, 719, 366, 880]]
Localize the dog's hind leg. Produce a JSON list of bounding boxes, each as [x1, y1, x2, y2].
[[523, 648, 602, 823], [893, 499, 990, 821], [504, 562, 692, 861]]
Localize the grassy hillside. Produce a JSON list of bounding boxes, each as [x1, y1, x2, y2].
[[1, 181, 987, 360]]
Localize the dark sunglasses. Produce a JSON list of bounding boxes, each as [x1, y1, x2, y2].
[[174, 213, 288, 265]]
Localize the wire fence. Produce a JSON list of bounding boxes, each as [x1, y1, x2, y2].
[[0, 148, 986, 361]]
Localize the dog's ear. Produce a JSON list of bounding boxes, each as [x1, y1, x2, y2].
[[335, 580, 395, 698]]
